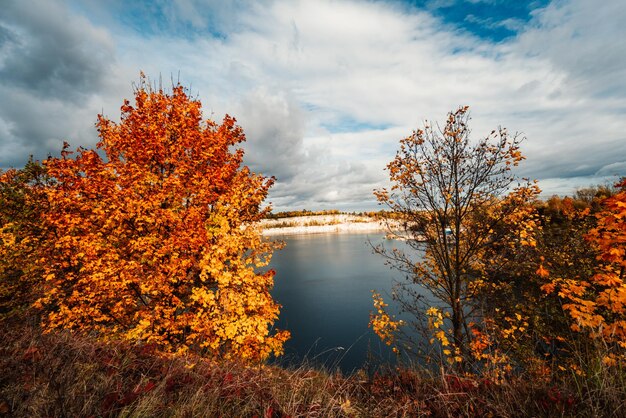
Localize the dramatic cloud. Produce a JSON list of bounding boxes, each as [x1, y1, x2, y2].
[[0, 0, 128, 167], [1, 0, 624, 210], [0, 1, 114, 100], [235, 89, 307, 183]]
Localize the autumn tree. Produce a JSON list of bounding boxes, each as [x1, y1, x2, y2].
[[474, 185, 626, 377], [475, 193, 597, 377], [0, 160, 51, 319], [575, 184, 615, 211], [544, 178, 626, 363], [34, 77, 289, 362], [371, 106, 539, 367]]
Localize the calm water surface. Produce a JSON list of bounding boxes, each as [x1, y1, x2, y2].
[[269, 232, 410, 373]]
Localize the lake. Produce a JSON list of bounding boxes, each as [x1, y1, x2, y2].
[[269, 232, 412, 373]]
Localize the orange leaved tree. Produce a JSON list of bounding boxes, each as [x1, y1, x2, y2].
[[544, 178, 626, 361], [0, 160, 51, 319], [371, 106, 539, 368], [36, 78, 289, 362]]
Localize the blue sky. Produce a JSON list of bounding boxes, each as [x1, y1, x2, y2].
[[399, 0, 551, 42], [1, 0, 625, 210]]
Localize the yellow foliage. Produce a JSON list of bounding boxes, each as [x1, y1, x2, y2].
[[29, 77, 289, 362], [369, 292, 404, 348]]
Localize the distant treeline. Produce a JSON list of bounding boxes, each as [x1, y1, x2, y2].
[[265, 209, 343, 219], [265, 209, 399, 219], [265, 209, 412, 220]]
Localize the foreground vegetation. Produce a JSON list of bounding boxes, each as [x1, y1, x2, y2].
[[370, 107, 626, 390], [2, 319, 625, 417]]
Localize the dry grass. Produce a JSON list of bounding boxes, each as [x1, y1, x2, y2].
[[1, 320, 625, 417]]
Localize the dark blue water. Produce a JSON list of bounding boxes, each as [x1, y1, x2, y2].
[[269, 232, 409, 373]]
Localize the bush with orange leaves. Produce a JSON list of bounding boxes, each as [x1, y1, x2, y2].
[[543, 179, 626, 363], [25, 76, 288, 362]]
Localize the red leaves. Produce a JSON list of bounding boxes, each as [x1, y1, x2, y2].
[[538, 387, 575, 413], [21, 346, 41, 363]]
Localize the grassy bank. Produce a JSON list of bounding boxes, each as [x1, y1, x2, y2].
[[2, 320, 624, 417]]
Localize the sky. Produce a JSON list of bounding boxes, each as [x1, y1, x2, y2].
[[1, 0, 625, 211]]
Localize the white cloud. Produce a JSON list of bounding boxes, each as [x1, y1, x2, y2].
[[1, 0, 624, 210], [517, 0, 626, 99]]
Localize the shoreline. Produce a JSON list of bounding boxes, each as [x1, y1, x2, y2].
[[260, 214, 389, 236]]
